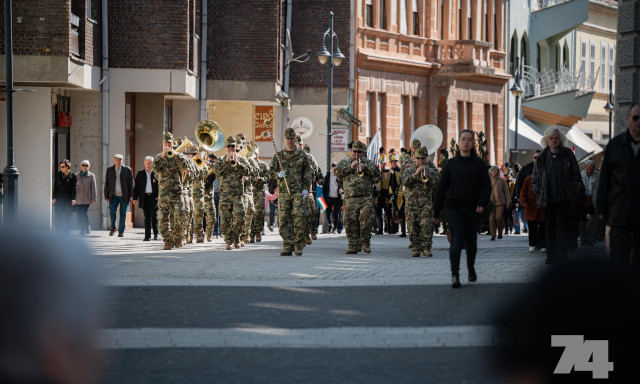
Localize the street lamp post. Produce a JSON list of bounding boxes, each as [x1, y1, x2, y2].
[[3, 0, 19, 224], [316, 11, 345, 173], [510, 58, 523, 165], [604, 78, 614, 141]]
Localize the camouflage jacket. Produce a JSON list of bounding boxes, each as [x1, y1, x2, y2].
[[192, 163, 208, 199], [182, 158, 198, 198], [244, 156, 260, 194], [334, 156, 381, 198], [399, 153, 412, 169], [253, 159, 269, 193], [268, 149, 312, 195], [153, 152, 188, 194], [213, 154, 251, 197], [306, 153, 319, 190], [400, 163, 440, 204]]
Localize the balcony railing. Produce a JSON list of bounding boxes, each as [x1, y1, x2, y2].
[[521, 64, 597, 99], [536, 0, 572, 11], [436, 40, 504, 71], [359, 27, 439, 63]]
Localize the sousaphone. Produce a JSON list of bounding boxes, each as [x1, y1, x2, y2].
[[410, 124, 443, 156], [195, 119, 225, 152]]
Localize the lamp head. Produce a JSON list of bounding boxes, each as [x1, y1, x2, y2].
[[510, 82, 523, 98], [316, 46, 331, 65], [332, 47, 346, 66], [604, 101, 614, 114]]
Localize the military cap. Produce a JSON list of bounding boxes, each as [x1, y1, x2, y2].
[[236, 132, 246, 141], [189, 144, 199, 154], [284, 127, 296, 139], [389, 153, 399, 162], [225, 136, 237, 146], [411, 138, 422, 149], [379, 154, 387, 163], [303, 143, 310, 152], [352, 140, 366, 152], [163, 132, 174, 143], [414, 146, 429, 159], [295, 135, 303, 144]]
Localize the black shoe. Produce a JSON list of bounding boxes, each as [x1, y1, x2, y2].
[[143, 238, 150, 241], [468, 269, 477, 282], [109, 227, 116, 236], [154, 235, 159, 240], [452, 276, 461, 288], [514, 231, 521, 235], [523, 229, 528, 234], [399, 233, 406, 238], [337, 229, 342, 234], [118, 233, 124, 238]]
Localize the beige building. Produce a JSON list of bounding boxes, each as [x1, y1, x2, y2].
[[574, 0, 618, 147]]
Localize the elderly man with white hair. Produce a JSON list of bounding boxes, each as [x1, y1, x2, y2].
[[579, 160, 599, 246], [132, 155, 159, 241]]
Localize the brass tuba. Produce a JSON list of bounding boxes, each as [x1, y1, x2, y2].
[[195, 120, 225, 152], [240, 141, 257, 158], [174, 138, 192, 154]]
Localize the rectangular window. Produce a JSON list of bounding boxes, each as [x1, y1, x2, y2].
[[492, 105, 498, 164], [366, 0, 373, 27], [87, 0, 92, 20], [366, 93, 372, 138], [466, 102, 472, 132], [400, 97, 406, 147], [413, 0, 420, 35], [411, 97, 417, 134], [590, 41, 596, 85], [440, 0, 444, 40], [458, 0, 462, 39], [400, 0, 408, 34], [457, 101, 464, 138], [580, 39, 586, 87], [377, 93, 384, 135], [484, 0, 488, 42], [609, 44, 614, 88], [467, 0, 472, 39], [600, 43, 606, 90], [380, 0, 387, 30], [493, 0, 497, 47], [601, 133, 610, 142]]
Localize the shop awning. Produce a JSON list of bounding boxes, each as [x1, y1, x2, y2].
[[565, 126, 603, 163], [509, 116, 544, 151]]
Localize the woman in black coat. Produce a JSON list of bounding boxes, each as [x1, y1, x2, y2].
[[52, 159, 77, 234], [434, 130, 491, 288]]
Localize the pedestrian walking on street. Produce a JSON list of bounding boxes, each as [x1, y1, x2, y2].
[[75, 160, 96, 235], [532, 127, 585, 265], [52, 159, 77, 234], [132, 156, 159, 241], [520, 174, 546, 252], [488, 166, 511, 240], [433, 130, 491, 288], [597, 102, 640, 271], [579, 160, 599, 246], [104, 154, 134, 237]]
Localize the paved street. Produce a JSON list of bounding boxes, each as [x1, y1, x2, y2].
[[88, 227, 604, 383]]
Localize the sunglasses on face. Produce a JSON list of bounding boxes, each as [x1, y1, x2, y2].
[[81, 164, 89, 167], [631, 115, 640, 121], [353, 150, 362, 154], [59, 165, 67, 169], [227, 145, 236, 148]]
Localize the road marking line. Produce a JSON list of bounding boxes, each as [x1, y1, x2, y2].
[[97, 325, 501, 349]]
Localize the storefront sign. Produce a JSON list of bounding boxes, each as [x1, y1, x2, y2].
[[331, 127, 350, 151], [291, 117, 313, 139], [254, 105, 274, 142]]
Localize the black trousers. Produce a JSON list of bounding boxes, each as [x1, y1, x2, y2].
[[609, 224, 640, 270], [545, 202, 571, 263], [142, 194, 158, 239], [445, 207, 480, 277], [326, 196, 343, 230], [76, 204, 90, 232], [527, 220, 547, 249], [54, 199, 73, 234]]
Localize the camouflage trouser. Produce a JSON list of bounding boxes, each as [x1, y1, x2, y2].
[[343, 195, 373, 249], [192, 195, 205, 237], [407, 202, 434, 251], [183, 195, 193, 239], [241, 193, 255, 238], [205, 194, 216, 238], [278, 193, 306, 249], [158, 191, 185, 244], [219, 194, 246, 245], [251, 191, 266, 235], [306, 195, 318, 235]]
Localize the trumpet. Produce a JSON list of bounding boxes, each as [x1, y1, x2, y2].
[[421, 166, 429, 183], [357, 158, 364, 177], [166, 149, 174, 157]]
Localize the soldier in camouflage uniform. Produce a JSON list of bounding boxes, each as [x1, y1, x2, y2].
[[403, 138, 438, 244], [250, 145, 269, 243], [213, 136, 251, 249], [189, 146, 208, 243], [296, 136, 318, 244], [236, 133, 258, 246], [153, 132, 189, 250], [182, 145, 198, 244], [204, 156, 217, 242], [335, 140, 381, 254], [374, 154, 393, 235], [401, 146, 440, 257], [304, 143, 322, 239], [268, 127, 312, 256], [389, 153, 407, 237]]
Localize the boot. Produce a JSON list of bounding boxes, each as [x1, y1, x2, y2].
[[280, 247, 293, 256], [249, 235, 255, 243], [207, 234, 212, 242], [196, 234, 204, 243], [163, 241, 173, 250], [346, 248, 358, 254], [174, 239, 183, 248], [256, 234, 262, 242], [311, 233, 317, 240], [225, 243, 232, 250], [376, 218, 383, 234], [422, 249, 432, 257], [234, 241, 240, 249], [412, 249, 421, 257], [240, 240, 245, 247], [244, 235, 250, 243], [361, 244, 371, 253], [304, 235, 312, 245], [399, 220, 407, 237], [294, 244, 303, 256]]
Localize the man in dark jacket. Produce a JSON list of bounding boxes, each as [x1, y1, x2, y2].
[[104, 154, 134, 237], [323, 163, 343, 233], [597, 102, 640, 270], [132, 156, 159, 241], [532, 128, 585, 265]]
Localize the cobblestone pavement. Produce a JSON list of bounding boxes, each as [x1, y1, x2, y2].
[[89, 227, 606, 383]]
